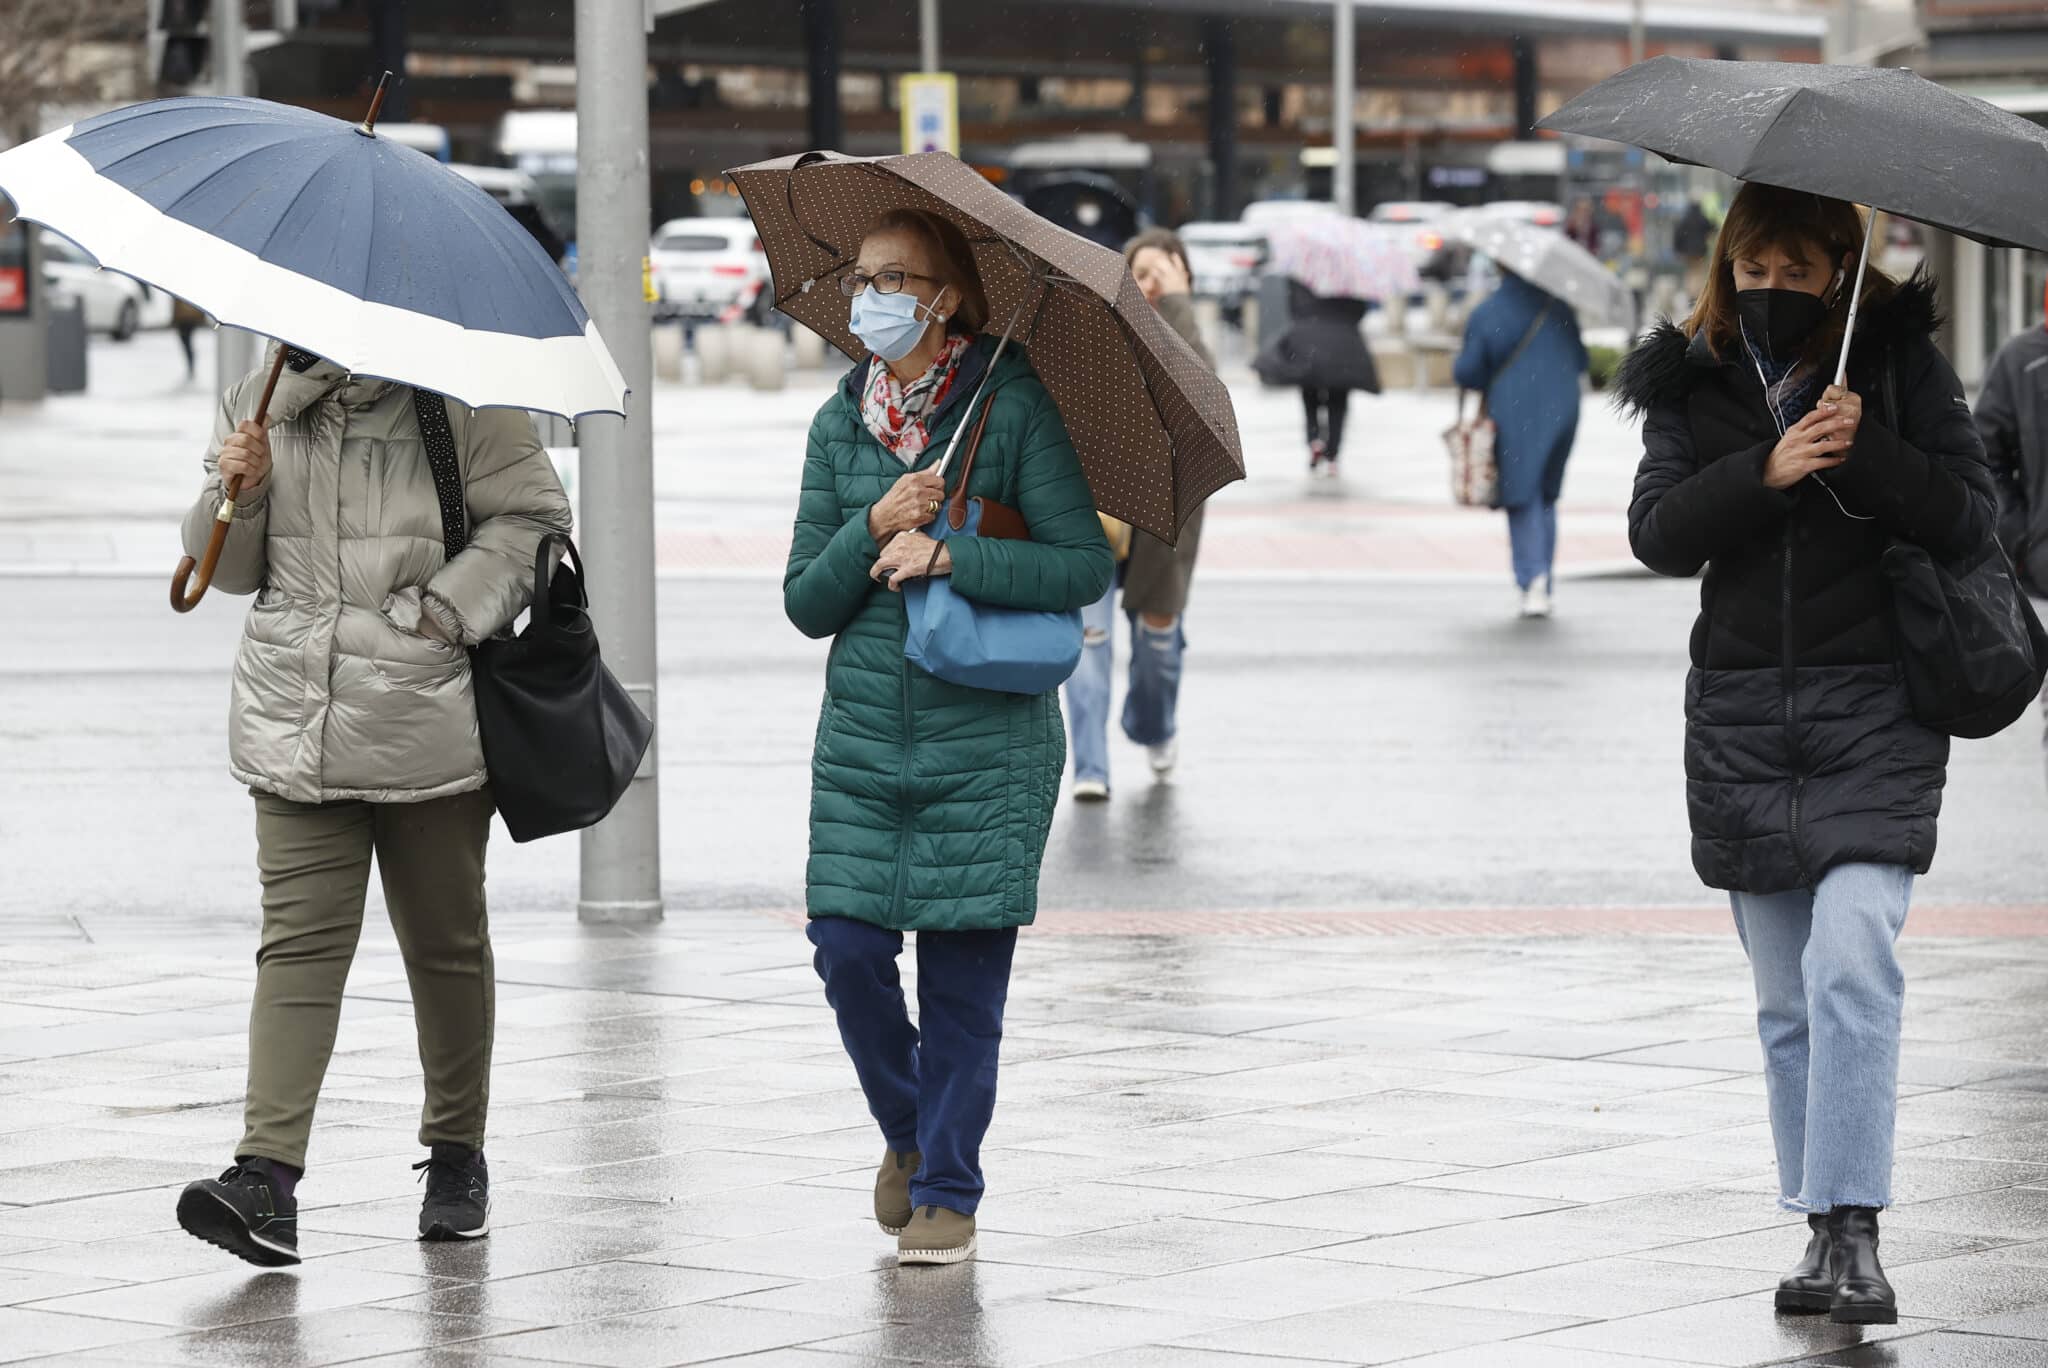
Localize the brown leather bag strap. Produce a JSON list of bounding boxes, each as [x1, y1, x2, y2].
[[945, 397, 997, 532]]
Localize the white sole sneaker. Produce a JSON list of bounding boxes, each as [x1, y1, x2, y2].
[[1148, 740, 1177, 779], [898, 1235, 977, 1266], [1072, 780, 1109, 802]]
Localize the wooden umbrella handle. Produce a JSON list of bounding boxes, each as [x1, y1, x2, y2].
[[170, 347, 290, 613]]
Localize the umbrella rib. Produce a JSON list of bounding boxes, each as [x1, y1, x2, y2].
[[1739, 86, 1814, 185]]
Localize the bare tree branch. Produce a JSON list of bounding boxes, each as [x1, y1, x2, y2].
[[0, 0, 149, 145]]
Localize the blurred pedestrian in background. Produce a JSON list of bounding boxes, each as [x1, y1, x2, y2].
[[1977, 289, 2048, 598], [1256, 278, 1380, 478], [1066, 228, 1211, 801], [1565, 198, 1601, 255], [171, 296, 205, 382], [175, 343, 571, 1267], [786, 208, 1110, 1266], [1453, 268, 1587, 617], [1675, 198, 1717, 307], [1618, 182, 1993, 1327], [1976, 295, 2048, 786]]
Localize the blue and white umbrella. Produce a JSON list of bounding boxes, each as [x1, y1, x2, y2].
[[0, 94, 625, 419]]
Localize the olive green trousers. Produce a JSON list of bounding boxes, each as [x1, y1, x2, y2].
[[239, 788, 495, 1169]]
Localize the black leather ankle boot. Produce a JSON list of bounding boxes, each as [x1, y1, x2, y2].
[[1774, 1213, 1834, 1313], [1829, 1206, 1898, 1325]]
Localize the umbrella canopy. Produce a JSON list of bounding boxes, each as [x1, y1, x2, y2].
[[1538, 57, 2048, 253], [0, 95, 625, 418], [1444, 211, 1633, 325], [726, 150, 1241, 543], [1262, 214, 1420, 302]]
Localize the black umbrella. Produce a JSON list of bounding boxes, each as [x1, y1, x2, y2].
[[1540, 57, 2048, 381]]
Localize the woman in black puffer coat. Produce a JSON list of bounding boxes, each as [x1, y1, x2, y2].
[[1617, 184, 1994, 1330]]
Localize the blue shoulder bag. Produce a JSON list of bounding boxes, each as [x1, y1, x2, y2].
[[899, 380, 1084, 695]]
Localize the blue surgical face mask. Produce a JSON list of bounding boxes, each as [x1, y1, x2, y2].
[[849, 286, 946, 362]]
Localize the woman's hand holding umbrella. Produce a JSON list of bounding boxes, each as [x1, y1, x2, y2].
[[1764, 400, 1858, 491], [216, 418, 273, 500], [868, 470, 946, 544], [870, 530, 951, 591]]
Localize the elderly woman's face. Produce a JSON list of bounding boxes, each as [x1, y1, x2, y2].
[[853, 229, 952, 320]]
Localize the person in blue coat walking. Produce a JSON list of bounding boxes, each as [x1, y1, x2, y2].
[[1453, 270, 1589, 617]]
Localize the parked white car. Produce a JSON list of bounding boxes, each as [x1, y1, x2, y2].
[[649, 219, 773, 325], [1178, 221, 1267, 306], [40, 231, 171, 340], [1240, 199, 1338, 229]]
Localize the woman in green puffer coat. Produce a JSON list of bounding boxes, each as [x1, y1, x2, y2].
[[785, 208, 1112, 1268]]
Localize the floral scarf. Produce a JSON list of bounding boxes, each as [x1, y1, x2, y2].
[[861, 332, 971, 463]]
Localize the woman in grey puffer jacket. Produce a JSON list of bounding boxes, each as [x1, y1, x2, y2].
[[173, 344, 570, 1269]]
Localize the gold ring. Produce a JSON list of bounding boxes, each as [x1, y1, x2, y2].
[[926, 499, 941, 514]]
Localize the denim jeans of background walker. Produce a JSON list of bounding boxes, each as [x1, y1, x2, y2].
[[1065, 581, 1185, 787], [1731, 862, 1914, 1213], [1506, 500, 1558, 591]]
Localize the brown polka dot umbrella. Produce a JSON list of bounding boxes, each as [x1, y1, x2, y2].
[[726, 150, 1243, 544]]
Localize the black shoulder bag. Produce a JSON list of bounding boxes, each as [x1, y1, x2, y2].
[[1873, 363, 2048, 739], [416, 391, 654, 842]]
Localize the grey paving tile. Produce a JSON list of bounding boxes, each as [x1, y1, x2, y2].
[[1891, 1188, 2048, 1242], [709, 1258, 1103, 1324], [1180, 1297, 1586, 1364], [1315, 1119, 1666, 1169], [1050, 1351, 1346, 1368], [1390, 1347, 1722, 1368], [1420, 1148, 1755, 1203], [969, 1181, 1244, 1238], [813, 1298, 1233, 1368], [1520, 1297, 1938, 1365], [1113, 1151, 1462, 1204], [0, 1264, 127, 1305], [316, 1222, 686, 1283], [1054, 1252, 1465, 1319], [109, 1307, 526, 1367], [473, 1303, 866, 1366], [1204, 1182, 1569, 1235], [1401, 1254, 1772, 1319], [0, 1187, 182, 1241], [301, 1188, 637, 1239], [1633, 1222, 2000, 1274], [980, 1215, 1358, 1276], [370, 1259, 789, 1326], [0, 1228, 394, 1281], [0, 1306, 173, 1359], [1303, 1198, 1759, 1278], [1949, 1304, 2048, 1340], [1807, 1331, 2048, 1367], [22, 1264, 437, 1328], [1879, 1251, 2048, 1321]]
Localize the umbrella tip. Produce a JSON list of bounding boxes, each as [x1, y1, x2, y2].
[[357, 71, 393, 138]]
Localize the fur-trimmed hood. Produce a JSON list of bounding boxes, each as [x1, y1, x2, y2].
[[1612, 270, 1943, 416]]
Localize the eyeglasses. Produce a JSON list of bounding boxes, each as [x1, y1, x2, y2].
[[840, 269, 936, 298]]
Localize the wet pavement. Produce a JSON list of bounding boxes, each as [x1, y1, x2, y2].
[[5, 911, 2048, 1365], [2, 332, 2047, 1364]]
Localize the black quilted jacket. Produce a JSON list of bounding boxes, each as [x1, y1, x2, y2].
[[1614, 276, 1995, 894]]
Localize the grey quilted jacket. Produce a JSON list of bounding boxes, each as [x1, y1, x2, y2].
[[181, 349, 572, 804]]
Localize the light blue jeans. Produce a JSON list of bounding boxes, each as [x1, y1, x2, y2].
[[1506, 501, 1558, 591], [1731, 863, 1914, 1212], [1065, 583, 1185, 787]]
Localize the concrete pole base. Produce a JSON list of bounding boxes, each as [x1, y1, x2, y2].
[[576, 898, 666, 924]]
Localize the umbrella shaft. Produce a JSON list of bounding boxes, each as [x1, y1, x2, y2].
[[1834, 210, 1878, 389]]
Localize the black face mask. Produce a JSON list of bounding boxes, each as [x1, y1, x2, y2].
[[1736, 288, 1831, 364]]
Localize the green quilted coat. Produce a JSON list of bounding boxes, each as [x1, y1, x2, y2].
[[786, 339, 1113, 933]]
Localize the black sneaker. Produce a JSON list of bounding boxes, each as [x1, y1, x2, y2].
[[414, 1142, 489, 1241], [176, 1159, 300, 1267]]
